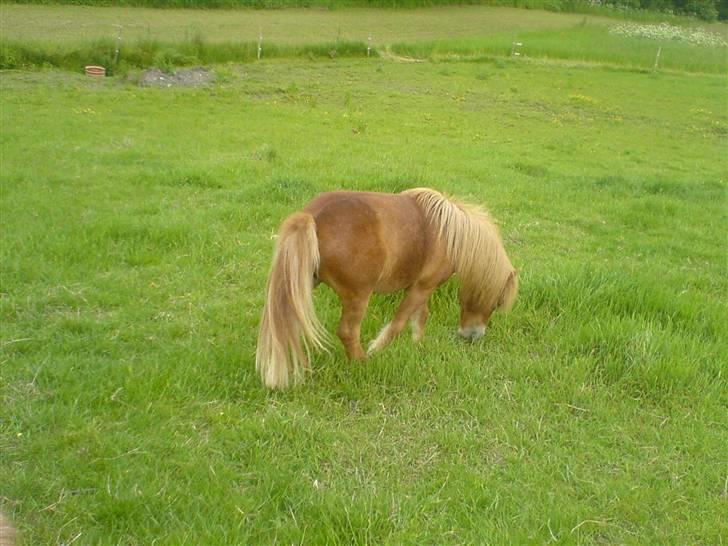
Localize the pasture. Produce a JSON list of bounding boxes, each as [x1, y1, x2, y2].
[[1, 4, 727, 544]]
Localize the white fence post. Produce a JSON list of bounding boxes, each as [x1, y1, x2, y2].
[[113, 24, 122, 65]]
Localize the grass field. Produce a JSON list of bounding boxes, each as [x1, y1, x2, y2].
[[1, 4, 728, 545]]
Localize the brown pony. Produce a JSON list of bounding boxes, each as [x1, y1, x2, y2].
[[256, 188, 518, 389]]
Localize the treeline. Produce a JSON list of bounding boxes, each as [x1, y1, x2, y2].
[[616, 0, 726, 20], [4, 0, 726, 20]]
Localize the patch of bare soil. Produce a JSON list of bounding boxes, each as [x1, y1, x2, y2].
[[138, 67, 215, 88]]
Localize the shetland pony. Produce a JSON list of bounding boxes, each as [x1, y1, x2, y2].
[[256, 188, 518, 389]]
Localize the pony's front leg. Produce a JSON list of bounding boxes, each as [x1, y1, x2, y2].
[[337, 293, 371, 360], [368, 286, 434, 355]]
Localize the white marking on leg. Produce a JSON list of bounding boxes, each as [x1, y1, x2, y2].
[[410, 317, 423, 342], [368, 323, 392, 355]]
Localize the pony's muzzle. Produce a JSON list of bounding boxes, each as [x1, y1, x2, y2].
[[458, 325, 486, 341]]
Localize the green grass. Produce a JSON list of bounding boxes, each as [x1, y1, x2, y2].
[[1, 8, 727, 544], [0, 36, 376, 74]]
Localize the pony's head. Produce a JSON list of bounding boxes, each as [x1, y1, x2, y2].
[[458, 268, 519, 341], [402, 187, 519, 341]]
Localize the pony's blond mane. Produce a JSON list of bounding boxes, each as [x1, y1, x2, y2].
[[403, 188, 517, 313]]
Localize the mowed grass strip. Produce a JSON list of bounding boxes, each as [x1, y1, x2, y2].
[[1, 49, 726, 546]]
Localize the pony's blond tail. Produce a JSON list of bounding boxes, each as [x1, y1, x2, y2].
[[256, 212, 328, 389]]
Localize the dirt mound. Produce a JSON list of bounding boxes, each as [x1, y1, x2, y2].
[[138, 67, 214, 88]]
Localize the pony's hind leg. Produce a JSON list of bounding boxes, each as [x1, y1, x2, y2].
[[337, 292, 371, 360], [368, 285, 435, 355], [410, 303, 429, 342]]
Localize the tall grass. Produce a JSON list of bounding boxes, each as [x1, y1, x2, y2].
[[0, 37, 374, 73]]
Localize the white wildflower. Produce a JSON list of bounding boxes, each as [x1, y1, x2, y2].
[[609, 22, 728, 47]]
